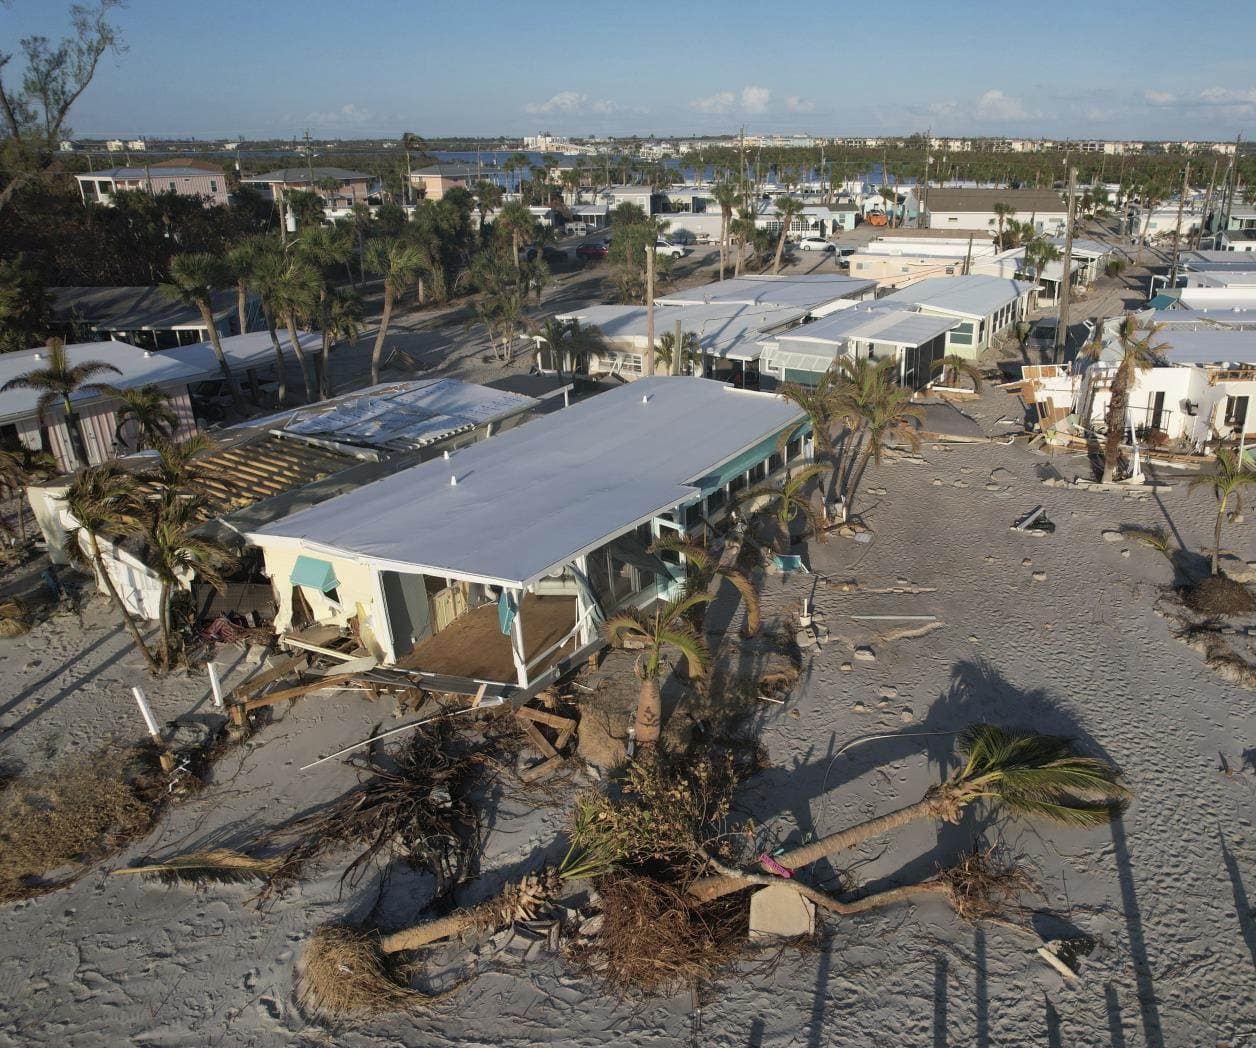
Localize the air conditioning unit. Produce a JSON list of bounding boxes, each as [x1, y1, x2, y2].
[[1183, 400, 1199, 416]]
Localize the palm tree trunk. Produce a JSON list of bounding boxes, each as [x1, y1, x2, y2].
[[378, 903, 495, 954], [634, 677, 662, 747], [236, 283, 249, 337], [201, 304, 245, 411], [285, 314, 314, 403], [688, 795, 939, 903], [1213, 500, 1225, 576], [158, 578, 173, 671], [61, 394, 87, 468], [370, 287, 395, 386], [318, 331, 331, 400], [772, 224, 788, 275], [1102, 381, 1128, 484], [87, 532, 160, 672], [264, 310, 287, 404], [845, 440, 876, 512]]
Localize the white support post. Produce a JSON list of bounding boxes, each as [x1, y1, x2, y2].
[[574, 556, 592, 645], [207, 662, 225, 709], [132, 686, 161, 741], [508, 590, 529, 688]]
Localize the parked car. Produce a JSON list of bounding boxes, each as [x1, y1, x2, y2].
[[576, 242, 608, 260], [522, 244, 570, 264], [565, 222, 589, 237], [797, 236, 835, 252], [836, 245, 857, 257], [655, 238, 687, 258]]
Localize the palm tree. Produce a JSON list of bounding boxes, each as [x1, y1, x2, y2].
[[655, 329, 701, 376], [263, 256, 320, 403], [602, 592, 712, 747], [649, 535, 760, 636], [62, 464, 160, 672], [993, 202, 1016, 249], [1190, 447, 1256, 576], [0, 338, 121, 469], [532, 316, 601, 380], [771, 196, 806, 274], [225, 235, 269, 339], [494, 201, 538, 272], [98, 383, 178, 451], [1082, 315, 1166, 484], [729, 213, 757, 279], [0, 443, 55, 545], [711, 180, 739, 281], [163, 254, 244, 411], [735, 463, 829, 553], [321, 288, 364, 399], [776, 376, 842, 518], [473, 180, 504, 231], [140, 488, 237, 669], [835, 356, 925, 511], [689, 723, 1130, 903], [364, 239, 425, 386], [930, 354, 984, 392]]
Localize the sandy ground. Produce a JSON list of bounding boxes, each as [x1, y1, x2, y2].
[[1, 245, 1254, 1046], [0, 383, 1251, 1047]]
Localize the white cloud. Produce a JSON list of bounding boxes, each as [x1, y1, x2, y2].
[[785, 95, 815, 113], [741, 85, 771, 114], [1143, 90, 1176, 106], [689, 90, 736, 114], [305, 103, 374, 127], [1198, 85, 1256, 106], [974, 89, 1028, 121], [524, 91, 617, 115]]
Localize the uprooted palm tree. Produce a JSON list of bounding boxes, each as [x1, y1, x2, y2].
[[98, 383, 178, 451], [163, 254, 245, 411], [649, 535, 760, 637], [734, 463, 829, 553], [0, 338, 121, 468], [688, 723, 1131, 904], [62, 465, 160, 672], [296, 796, 629, 1019], [1190, 446, 1256, 576], [1082, 315, 1167, 484], [602, 593, 713, 747], [930, 354, 984, 393]]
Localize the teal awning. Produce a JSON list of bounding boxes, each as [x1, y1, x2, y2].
[[1147, 293, 1179, 309], [690, 426, 809, 495], [498, 591, 518, 635], [290, 555, 339, 593]]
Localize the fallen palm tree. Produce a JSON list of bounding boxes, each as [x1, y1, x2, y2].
[[114, 848, 282, 885], [688, 724, 1130, 904]]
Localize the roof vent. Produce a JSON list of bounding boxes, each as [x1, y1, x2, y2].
[[144, 350, 152, 358], [449, 474, 458, 486], [32, 352, 41, 360], [642, 393, 652, 404]]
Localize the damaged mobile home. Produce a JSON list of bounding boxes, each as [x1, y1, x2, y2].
[[246, 377, 809, 699]]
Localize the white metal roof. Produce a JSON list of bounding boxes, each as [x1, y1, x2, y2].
[[655, 274, 876, 311], [877, 275, 1035, 318], [1159, 329, 1256, 367], [771, 305, 959, 348], [248, 377, 804, 587], [274, 378, 538, 451], [0, 340, 201, 425], [160, 330, 322, 381], [556, 302, 802, 359]]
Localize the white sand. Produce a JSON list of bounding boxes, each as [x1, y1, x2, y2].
[[1, 366, 1253, 1044]]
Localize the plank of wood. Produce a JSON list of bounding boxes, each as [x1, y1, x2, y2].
[[243, 672, 360, 712], [554, 728, 574, 752], [470, 682, 488, 709], [515, 715, 558, 760], [520, 754, 563, 783], [231, 653, 308, 701], [516, 706, 577, 732]]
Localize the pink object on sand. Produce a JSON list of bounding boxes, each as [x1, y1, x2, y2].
[[758, 853, 794, 878]]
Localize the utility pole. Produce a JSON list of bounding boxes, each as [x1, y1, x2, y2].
[[304, 128, 314, 186], [674, 318, 684, 377], [1196, 158, 1219, 249], [1219, 133, 1243, 236], [645, 241, 656, 376], [1053, 165, 1077, 364], [1167, 162, 1190, 290]]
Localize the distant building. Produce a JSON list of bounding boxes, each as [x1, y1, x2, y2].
[[241, 167, 377, 206], [51, 284, 254, 348], [126, 138, 147, 151], [74, 165, 230, 207], [409, 161, 484, 201], [923, 187, 1068, 234], [105, 139, 125, 152]]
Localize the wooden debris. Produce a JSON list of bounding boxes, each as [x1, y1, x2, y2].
[[231, 653, 309, 702]]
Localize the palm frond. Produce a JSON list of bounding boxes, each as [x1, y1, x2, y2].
[[113, 848, 282, 885], [719, 567, 761, 635], [656, 624, 710, 678]]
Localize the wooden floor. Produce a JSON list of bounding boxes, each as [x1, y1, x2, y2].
[[397, 594, 578, 683]]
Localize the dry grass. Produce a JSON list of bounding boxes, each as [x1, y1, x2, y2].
[[0, 748, 158, 901], [1180, 575, 1256, 617], [573, 873, 744, 996], [0, 598, 30, 637], [297, 923, 435, 1022], [936, 848, 1039, 923]]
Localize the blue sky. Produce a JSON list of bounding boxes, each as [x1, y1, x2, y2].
[[6, 0, 1255, 140]]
